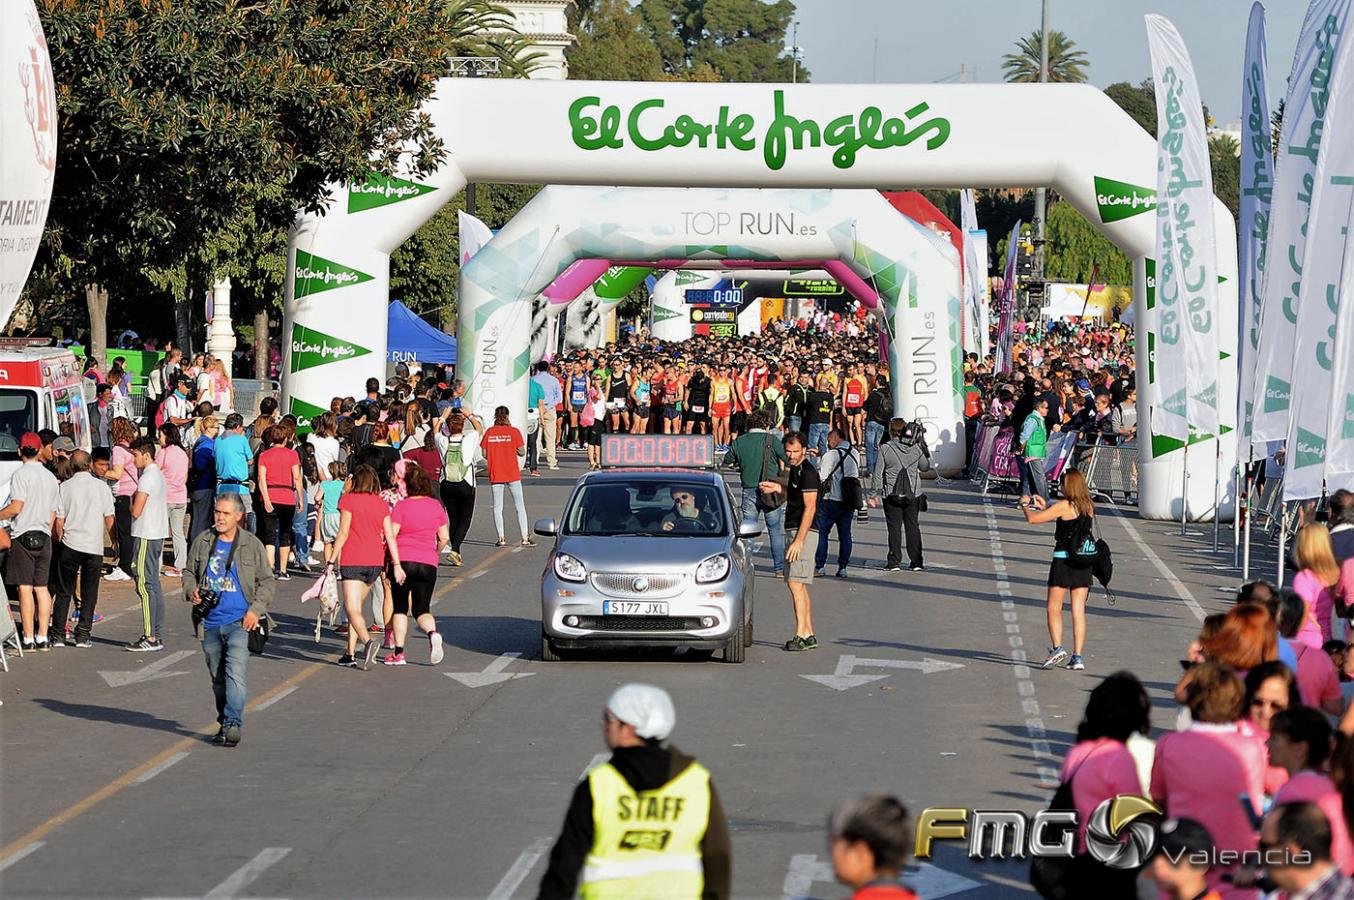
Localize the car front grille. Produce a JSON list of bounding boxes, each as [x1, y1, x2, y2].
[[576, 616, 704, 632], [590, 573, 685, 598]]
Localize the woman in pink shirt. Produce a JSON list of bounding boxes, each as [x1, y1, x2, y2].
[[1292, 524, 1343, 647], [1277, 590, 1345, 715], [1152, 661, 1268, 898], [385, 464, 448, 667], [155, 423, 190, 576], [1269, 707, 1354, 875], [105, 417, 141, 582], [1243, 661, 1297, 797], [1052, 671, 1149, 898]]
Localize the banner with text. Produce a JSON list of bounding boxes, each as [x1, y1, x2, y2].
[[1148, 14, 1220, 440], [1238, 1, 1274, 455], [994, 221, 1020, 375], [1250, 0, 1353, 448], [1288, 22, 1354, 500]]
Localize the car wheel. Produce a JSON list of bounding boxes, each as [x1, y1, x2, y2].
[[723, 614, 746, 664], [541, 629, 562, 662]]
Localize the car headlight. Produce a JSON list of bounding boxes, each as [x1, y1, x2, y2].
[[553, 552, 587, 583], [695, 554, 731, 584]]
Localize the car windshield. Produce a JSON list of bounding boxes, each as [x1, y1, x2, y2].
[[564, 481, 727, 537], [0, 389, 37, 462]]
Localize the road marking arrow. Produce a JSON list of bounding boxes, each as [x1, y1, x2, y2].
[[98, 650, 197, 688], [800, 654, 965, 692], [444, 652, 536, 688]]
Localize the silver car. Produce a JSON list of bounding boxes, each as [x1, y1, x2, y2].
[[535, 469, 759, 663]]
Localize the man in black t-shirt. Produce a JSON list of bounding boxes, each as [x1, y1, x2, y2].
[[768, 432, 819, 652], [684, 364, 712, 435]]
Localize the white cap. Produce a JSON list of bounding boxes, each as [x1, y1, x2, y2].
[[606, 683, 676, 741]]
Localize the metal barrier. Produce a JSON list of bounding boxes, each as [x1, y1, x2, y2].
[[1078, 442, 1138, 502], [230, 379, 280, 417], [970, 422, 1020, 495]]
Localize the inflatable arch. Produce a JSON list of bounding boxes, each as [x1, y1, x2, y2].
[[282, 79, 1238, 519], [458, 185, 966, 472]]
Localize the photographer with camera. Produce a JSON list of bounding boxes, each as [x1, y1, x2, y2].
[[868, 418, 931, 573], [183, 492, 274, 747]]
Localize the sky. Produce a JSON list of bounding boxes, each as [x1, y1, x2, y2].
[[790, 0, 1307, 126]]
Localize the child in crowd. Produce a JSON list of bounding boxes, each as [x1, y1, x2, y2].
[[829, 795, 917, 900]]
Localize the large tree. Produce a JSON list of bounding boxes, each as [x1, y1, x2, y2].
[[1001, 29, 1089, 83], [569, 0, 665, 80], [1042, 200, 1132, 285], [33, 0, 530, 360], [636, 0, 804, 82]]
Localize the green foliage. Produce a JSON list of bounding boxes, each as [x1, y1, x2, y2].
[[1210, 133, 1241, 223], [568, 0, 664, 80], [1105, 80, 1156, 135], [389, 184, 543, 329], [636, 0, 805, 82], [1042, 201, 1132, 285], [28, 0, 534, 344], [1001, 30, 1089, 83]]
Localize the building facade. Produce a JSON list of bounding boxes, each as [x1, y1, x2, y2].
[[497, 1, 575, 80]]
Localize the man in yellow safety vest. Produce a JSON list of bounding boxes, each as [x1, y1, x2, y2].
[[537, 683, 731, 899]]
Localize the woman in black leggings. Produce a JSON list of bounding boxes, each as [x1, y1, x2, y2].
[[386, 464, 449, 666], [438, 412, 482, 567]]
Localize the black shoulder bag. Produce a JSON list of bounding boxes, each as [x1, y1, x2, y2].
[[756, 433, 788, 511], [1029, 760, 1086, 899], [825, 447, 863, 510]]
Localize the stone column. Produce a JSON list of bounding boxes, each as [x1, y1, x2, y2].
[[205, 276, 237, 378]]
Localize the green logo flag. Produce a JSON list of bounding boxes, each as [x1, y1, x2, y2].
[[347, 174, 437, 214], [1262, 375, 1291, 414], [653, 305, 682, 324], [294, 250, 374, 299], [1094, 176, 1157, 223], [287, 396, 329, 430], [289, 323, 371, 374]]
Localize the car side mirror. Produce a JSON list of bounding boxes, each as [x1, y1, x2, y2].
[[737, 521, 762, 539], [533, 517, 558, 537]]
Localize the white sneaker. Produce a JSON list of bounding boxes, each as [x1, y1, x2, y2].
[[104, 567, 131, 582], [429, 632, 444, 666]]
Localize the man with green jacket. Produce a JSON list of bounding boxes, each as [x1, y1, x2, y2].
[[723, 410, 787, 575], [1017, 398, 1050, 505]]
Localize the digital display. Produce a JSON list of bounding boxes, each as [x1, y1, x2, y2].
[[601, 434, 717, 469], [685, 288, 743, 306], [783, 278, 843, 297]]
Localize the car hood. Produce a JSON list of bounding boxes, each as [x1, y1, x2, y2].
[[555, 534, 732, 571]]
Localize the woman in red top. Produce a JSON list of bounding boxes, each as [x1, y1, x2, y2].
[[256, 425, 304, 580], [385, 464, 449, 667], [330, 465, 397, 669], [402, 424, 443, 482], [483, 406, 534, 547]]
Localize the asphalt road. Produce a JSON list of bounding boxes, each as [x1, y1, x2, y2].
[[0, 454, 1250, 899]]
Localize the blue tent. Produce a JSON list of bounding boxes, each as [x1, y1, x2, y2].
[[387, 300, 456, 365]]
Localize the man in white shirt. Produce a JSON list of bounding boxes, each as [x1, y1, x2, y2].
[[0, 432, 60, 650], [128, 437, 170, 651], [54, 450, 115, 647], [162, 376, 194, 429]]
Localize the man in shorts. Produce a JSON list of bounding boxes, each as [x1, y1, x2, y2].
[[1, 432, 60, 650], [709, 366, 735, 452], [766, 431, 819, 651], [683, 362, 712, 436], [842, 362, 868, 449]]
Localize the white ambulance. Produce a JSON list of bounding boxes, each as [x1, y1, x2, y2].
[[0, 345, 92, 500]]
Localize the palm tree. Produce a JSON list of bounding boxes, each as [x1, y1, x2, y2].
[[1001, 30, 1089, 83], [442, 0, 544, 78]]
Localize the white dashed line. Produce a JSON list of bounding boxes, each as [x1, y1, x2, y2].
[[133, 751, 190, 785], [252, 685, 299, 712], [485, 836, 553, 900], [0, 842, 44, 872], [203, 847, 291, 898], [983, 499, 1059, 788]]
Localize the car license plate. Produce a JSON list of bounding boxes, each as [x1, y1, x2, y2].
[[603, 601, 669, 616]]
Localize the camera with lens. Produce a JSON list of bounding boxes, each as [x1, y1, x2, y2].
[[899, 419, 927, 447], [192, 587, 222, 625]]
